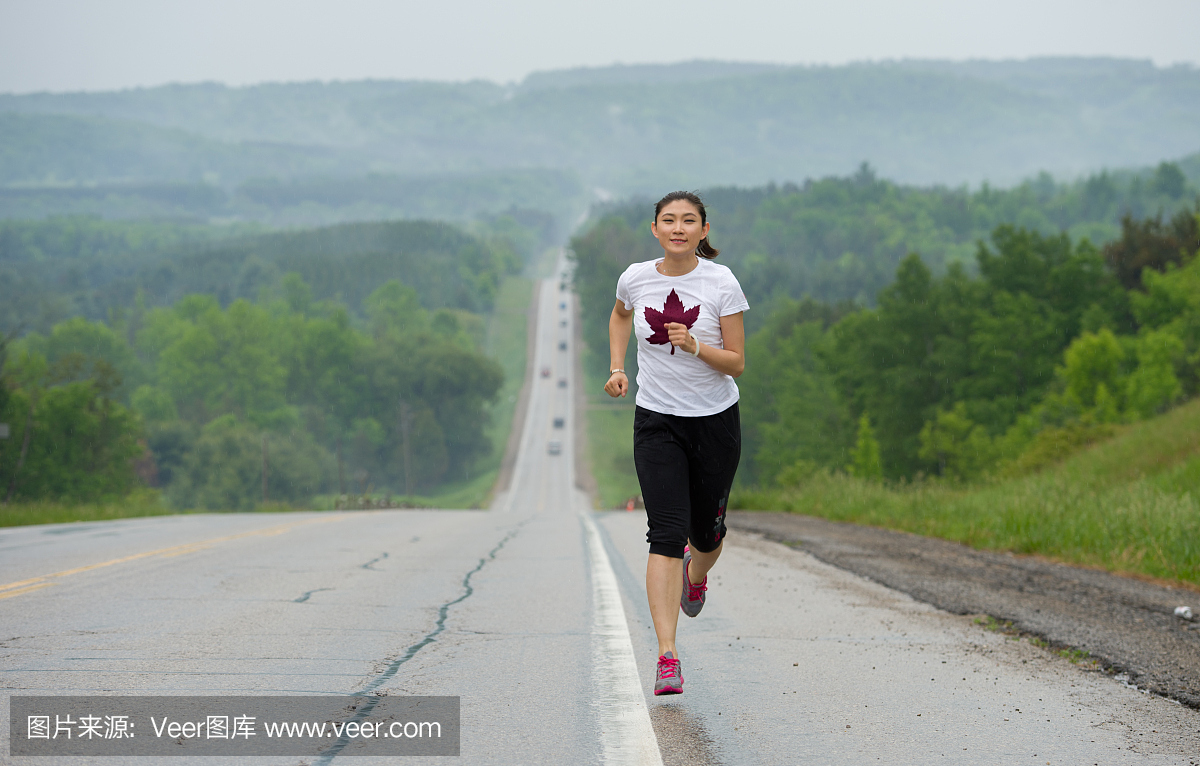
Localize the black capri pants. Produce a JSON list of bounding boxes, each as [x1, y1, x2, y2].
[[633, 402, 741, 559]]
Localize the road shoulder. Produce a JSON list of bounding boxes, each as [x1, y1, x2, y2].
[[729, 510, 1200, 709]]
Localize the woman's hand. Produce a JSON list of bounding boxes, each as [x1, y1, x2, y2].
[[664, 313, 745, 377], [666, 323, 698, 355], [605, 371, 628, 398], [608, 299, 633, 397]]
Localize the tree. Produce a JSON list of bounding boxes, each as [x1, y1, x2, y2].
[[847, 414, 883, 480], [168, 420, 334, 510], [1, 350, 142, 502], [0, 349, 46, 503], [918, 403, 996, 480], [1131, 254, 1200, 332], [361, 333, 503, 490], [1062, 329, 1126, 410], [1103, 206, 1199, 290], [151, 298, 288, 424], [1150, 162, 1186, 200], [0, 329, 11, 430], [1124, 329, 1185, 418], [131, 385, 177, 422], [739, 312, 851, 485], [978, 225, 1127, 341], [365, 280, 425, 339], [825, 254, 970, 476], [1130, 255, 1200, 397], [961, 290, 1062, 432]]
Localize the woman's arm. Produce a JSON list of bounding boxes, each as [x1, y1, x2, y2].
[[666, 312, 745, 378], [605, 299, 634, 397]]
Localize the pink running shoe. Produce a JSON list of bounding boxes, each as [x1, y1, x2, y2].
[[680, 548, 707, 617], [654, 652, 683, 695]]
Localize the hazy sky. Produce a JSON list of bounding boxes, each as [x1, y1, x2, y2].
[[2, 0, 1198, 94]]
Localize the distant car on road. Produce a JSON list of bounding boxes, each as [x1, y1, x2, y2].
[[559, 301, 567, 310], [557, 378, 568, 388], [553, 417, 565, 429], [558, 341, 567, 350], [547, 440, 562, 455], [541, 367, 551, 378]]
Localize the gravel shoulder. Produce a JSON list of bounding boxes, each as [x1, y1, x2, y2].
[[729, 510, 1200, 709]]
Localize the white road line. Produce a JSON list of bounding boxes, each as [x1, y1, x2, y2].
[[580, 510, 663, 766], [512, 262, 659, 762]]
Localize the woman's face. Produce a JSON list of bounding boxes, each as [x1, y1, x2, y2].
[[651, 200, 709, 257]]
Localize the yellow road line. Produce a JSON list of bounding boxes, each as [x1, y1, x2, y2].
[[157, 544, 213, 559], [0, 514, 352, 598], [0, 582, 55, 600]]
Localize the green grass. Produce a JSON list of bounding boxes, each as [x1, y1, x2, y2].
[[580, 346, 641, 508], [0, 490, 177, 528], [587, 407, 640, 508], [734, 398, 1200, 587], [529, 244, 561, 280]]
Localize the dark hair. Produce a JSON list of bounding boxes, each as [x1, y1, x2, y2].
[[654, 190, 720, 259]]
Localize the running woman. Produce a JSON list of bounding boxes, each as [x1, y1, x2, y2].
[[604, 191, 748, 696]]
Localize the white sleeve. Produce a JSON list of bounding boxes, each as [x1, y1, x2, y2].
[[615, 267, 634, 311], [719, 271, 750, 316]]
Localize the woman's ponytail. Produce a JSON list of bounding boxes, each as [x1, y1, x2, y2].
[[696, 236, 720, 259], [655, 190, 719, 259]]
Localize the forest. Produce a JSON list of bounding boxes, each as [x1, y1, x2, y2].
[[0, 214, 544, 335], [0, 167, 586, 231], [572, 161, 1200, 493], [0, 219, 528, 509]]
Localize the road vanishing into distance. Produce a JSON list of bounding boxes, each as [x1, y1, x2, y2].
[[2, 261, 1197, 765]]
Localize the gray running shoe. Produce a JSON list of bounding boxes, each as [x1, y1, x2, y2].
[[680, 548, 707, 618], [654, 651, 683, 695]]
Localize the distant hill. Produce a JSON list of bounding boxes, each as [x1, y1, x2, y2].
[[519, 61, 786, 91], [0, 164, 585, 230], [1, 58, 1198, 223]]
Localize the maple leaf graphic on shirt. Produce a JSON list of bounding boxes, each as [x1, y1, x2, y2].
[[644, 289, 700, 355]]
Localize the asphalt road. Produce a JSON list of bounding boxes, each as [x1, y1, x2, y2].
[[1, 263, 1197, 765], [729, 511, 1200, 709]]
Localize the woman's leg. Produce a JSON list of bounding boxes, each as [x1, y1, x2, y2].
[[646, 554, 684, 657], [633, 407, 691, 658], [683, 403, 741, 589], [686, 540, 722, 584]]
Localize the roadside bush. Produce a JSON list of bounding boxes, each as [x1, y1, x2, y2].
[[0, 382, 142, 502], [168, 422, 335, 510]]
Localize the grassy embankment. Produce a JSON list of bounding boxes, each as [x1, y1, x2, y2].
[[0, 276, 534, 526], [0, 490, 174, 528], [735, 398, 1200, 588], [582, 345, 641, 508]]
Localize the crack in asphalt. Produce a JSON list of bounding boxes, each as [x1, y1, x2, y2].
[[313, 521, 526, 765], [294, 588, 333, 603], [360, 552, 389, 571], [293, 550, 392, 605]]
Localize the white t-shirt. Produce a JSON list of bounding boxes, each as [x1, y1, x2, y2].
[[615, 258, 750, 417]]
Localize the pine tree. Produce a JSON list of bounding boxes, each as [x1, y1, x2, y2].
[[848, 413, 883, 480]]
